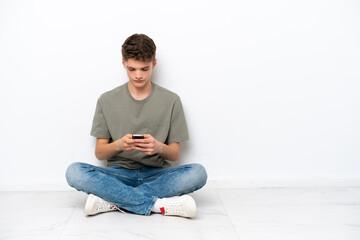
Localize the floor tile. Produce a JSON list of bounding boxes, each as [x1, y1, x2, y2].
[[0, 192, 80, 240], [0, 207, 75, 240], [1, 188, 360, 240], [217, 188, 360, 227], [234, 224, 360, 240], [0, 191, 80, 209], [60, 226, 239, 240], [222, 204, 360, 226], [217, 187, 360, 205], [0, 230, 63, 240]]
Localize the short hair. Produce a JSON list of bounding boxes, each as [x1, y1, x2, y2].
[[121, 33, 156, 62]]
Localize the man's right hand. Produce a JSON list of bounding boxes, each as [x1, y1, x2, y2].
[[116, 134, 136, 152]]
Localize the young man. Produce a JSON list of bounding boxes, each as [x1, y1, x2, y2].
[[66, 33, 207, 218]]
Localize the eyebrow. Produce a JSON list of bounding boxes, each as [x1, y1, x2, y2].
[[127, 66, 150, 69]]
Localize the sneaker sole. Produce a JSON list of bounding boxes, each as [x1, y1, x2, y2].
[[182, 195, 196, 218], [84, 194, 97, 216]]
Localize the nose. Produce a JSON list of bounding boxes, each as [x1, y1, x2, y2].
[[135, 71, 143, 79]]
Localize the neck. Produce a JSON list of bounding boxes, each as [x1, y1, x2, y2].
[[127, 81, 152, 100]]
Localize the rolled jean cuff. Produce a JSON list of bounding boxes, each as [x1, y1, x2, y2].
[[145, 196, 158, 216]]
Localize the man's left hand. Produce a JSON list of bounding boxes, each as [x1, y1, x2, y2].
[[132, 134, 164, 155]]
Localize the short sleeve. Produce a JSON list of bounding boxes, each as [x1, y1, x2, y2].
[[167, 98, 189, 144], [90, 99, 111, 139]]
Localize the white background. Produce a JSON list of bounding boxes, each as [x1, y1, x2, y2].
[[0, 0, 359, 190]]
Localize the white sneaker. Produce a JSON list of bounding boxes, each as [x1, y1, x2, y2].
[[160, 195, 196, 218], [84, 194, 120, 216]]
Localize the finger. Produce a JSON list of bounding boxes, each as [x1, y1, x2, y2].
[[124, 145, 133, 151], [135, 143, 153, 148], [143, 151, 155, 155], [137, 138, 155, 144], [131, 146, 145, 150], [124, 143, 137, 150], [133, 139, 146, 144], [132, 146, 154, 153], [144, 134, 152, 139]]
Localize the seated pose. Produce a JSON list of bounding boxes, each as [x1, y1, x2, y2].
[[66, 33, 207, 218]]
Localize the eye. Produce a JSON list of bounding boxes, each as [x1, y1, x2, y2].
[[142, 68, 149, 71], [128, 69, 135, 71]]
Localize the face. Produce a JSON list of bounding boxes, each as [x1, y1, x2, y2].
[[122, 58, 157, 89]]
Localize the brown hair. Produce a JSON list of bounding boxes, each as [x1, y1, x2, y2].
[[121, 34, 156, 62]]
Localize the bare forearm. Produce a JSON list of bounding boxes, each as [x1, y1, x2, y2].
[[95, 141, 120, 160], [158, 142, 180, 161], [95, 135, 135, 160]]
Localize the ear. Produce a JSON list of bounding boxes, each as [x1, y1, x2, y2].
[[122, 58, 126, 68], [152, 58, 157, 69]]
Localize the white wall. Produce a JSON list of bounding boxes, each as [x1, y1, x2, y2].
[[0, 0, 359, 190]]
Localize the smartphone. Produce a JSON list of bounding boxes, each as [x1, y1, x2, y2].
[[132, 134, 144, 139]]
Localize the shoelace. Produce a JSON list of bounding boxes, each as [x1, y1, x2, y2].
[[97, 199, 126, 214]]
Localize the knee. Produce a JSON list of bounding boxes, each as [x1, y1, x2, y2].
[[189, 163, 208, 189], [65, 162, 87, 187]]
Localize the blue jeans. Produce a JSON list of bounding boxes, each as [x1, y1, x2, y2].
[[65, 162, 207, 216]]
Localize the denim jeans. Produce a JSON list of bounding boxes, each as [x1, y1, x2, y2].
[[65, 162, 207, 216]]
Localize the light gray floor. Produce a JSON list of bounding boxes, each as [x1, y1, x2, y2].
[[1, 187, 359, 240]]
